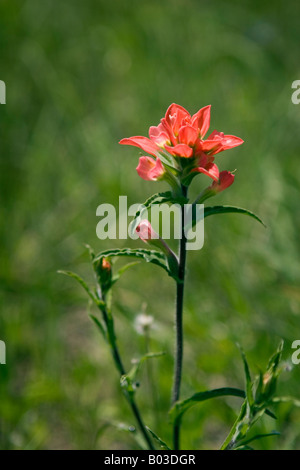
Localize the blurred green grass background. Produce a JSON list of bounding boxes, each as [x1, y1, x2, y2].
[[0, 0, 300, 450]]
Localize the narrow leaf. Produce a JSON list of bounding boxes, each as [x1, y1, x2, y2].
[[128, 352, 166, 382], [237, 431, 280, 448], [129, 191, 188, 236], [58, 270, 99, 304], [204, 205, 266, 227], [146, 427, 171, 450], [238, 345, 254, 407], [169, 387, 245, 425], [89, 314, 107, 340], [271, 396, 300, 407], [265, 409, 277, 420], [84, 243, 95, 260], [93, 248, 176, 279]]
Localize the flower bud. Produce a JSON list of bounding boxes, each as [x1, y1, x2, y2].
[[136, 220, 179, 277], [95, 257, 112, 292], [136, 156, 166, 181]]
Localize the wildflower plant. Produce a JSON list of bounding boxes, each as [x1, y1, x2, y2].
[[60, 103, 298, 450]]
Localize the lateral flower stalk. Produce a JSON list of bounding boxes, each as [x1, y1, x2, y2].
[[136, 220, 179, 277], [194, 171, 236, 204]]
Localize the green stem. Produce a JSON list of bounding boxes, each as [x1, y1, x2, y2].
[[145, 330, 160, 429], [220, 400, 247, 450], [172, 185, 188, 450], [100, 302, 154, 450]]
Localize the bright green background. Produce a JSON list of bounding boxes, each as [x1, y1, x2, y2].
[[0, 0, 300, 450]]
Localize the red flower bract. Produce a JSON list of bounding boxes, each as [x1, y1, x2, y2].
[[210, 171, 235, 193], [119, 103, 243, 184], [136, 157, 165, 181]]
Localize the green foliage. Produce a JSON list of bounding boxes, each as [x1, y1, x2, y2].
[[203, 206, 266, 227], [1, 0, 300, 450], [93, 247, 178, 279], [146, 427, 171, 450], [129, 191, 188, 236], [169, 387, 245, 426], [221, 342, 291, 450]]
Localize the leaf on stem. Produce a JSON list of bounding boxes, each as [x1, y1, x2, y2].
[[204, 205, 266, 227], [236, 431, 280, 449], [58, 270, 102, 306], [89, 314, 107, 341], [129, 191, 188, 237], [238, 344, 254, 407], [187, 204, 266, 231], [93, 248, 177, 279], [169, 387, 246, 425], [146, 427, 171, 450], [128, 352, 166, 383], [271, 396, 300, 407]]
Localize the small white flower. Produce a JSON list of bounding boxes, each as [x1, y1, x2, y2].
[[134, 314, 154, 335]]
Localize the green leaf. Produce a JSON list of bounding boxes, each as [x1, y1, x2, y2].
[[271, 396, 300, 407], [266, 340, 284, 374], [111, 261, 141, 286], [220, 400, 248, 450], [169, 387, 245, 425], [93, 248, 176, 279], [204, 205, 266, 227], [120, 352, 165, 399], [255, 341, 284, 404], [127, 352, 166, 382], [120, 375, 136, 397], [146, 427, 171, 450], [236, 445, 255, 450], [58, 270, 101, 305], [84, 243, 95, 260], [237, 431, 280, 448], [129, 191, 188, 237], [265, 409, 277, 420], [96, 420, 147, 450], [116, 261, 141, 276], [238, 345, 254, 407], [89, 314, 107, 340]]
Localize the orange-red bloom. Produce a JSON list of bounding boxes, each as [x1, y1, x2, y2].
[[119, 103, 243, 185], [136, 157, 165, 181], [209, 171, 235, 193]]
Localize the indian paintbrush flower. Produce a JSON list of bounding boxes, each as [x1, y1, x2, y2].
[[119, 103, 243, 191]]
